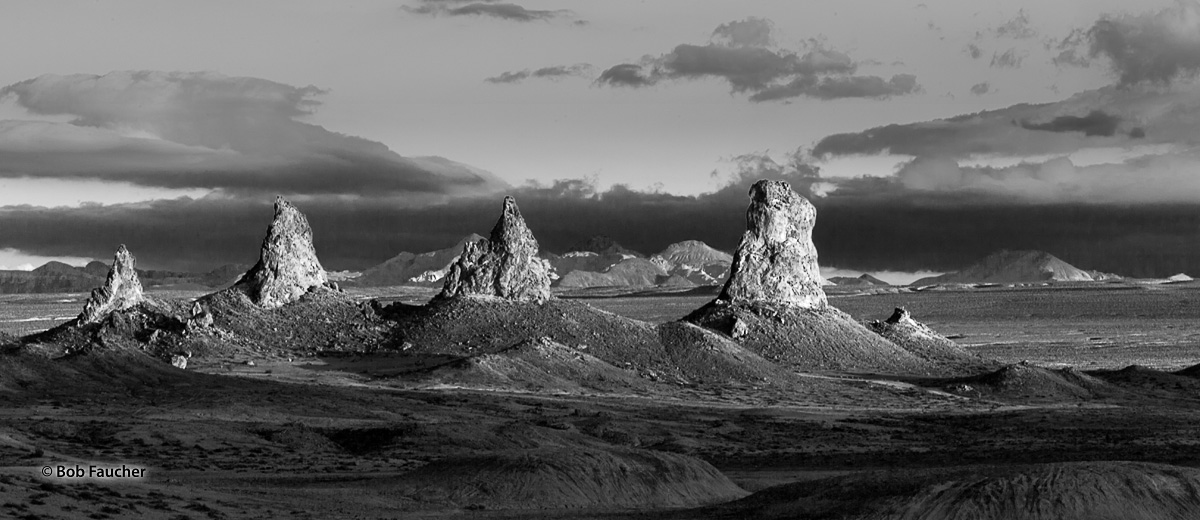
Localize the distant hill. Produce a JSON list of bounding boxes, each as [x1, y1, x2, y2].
[[829, 273, 890, 286], [566, 235, 644, 257], [912, 250, 1095, 286], [650, 241, 732, 286], [556, 258, 668, 288], [351, 234, 482, 287], [0, 259, 251, 294]]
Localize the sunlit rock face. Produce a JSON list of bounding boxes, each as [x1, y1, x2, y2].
[[440, 196, 552, 303], [78, 245, 145, 324], [234, 196, 328, 309], [716, 180, 827, 309]]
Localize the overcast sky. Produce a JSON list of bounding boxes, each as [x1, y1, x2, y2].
[[2, 0, 1199, 278]]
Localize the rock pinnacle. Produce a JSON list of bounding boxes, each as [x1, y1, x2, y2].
[[78, 245, 145, 323], [234, 196, 328, 309], [439, 196, 552, 303]]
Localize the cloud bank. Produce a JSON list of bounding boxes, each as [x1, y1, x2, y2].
[[0, 71, 509, 198], [595, 18, 921, 102]]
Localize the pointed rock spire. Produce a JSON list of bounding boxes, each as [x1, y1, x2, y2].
[[439, 196, 552, 303], [78, 245, 144, 323], [717, 180, 827, 309], [234, 196, 328, 309]]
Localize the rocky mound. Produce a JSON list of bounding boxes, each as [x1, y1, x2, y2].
[[685, 180, 931, 374], [405, 336, 654, 393], [232, 196, 330, 308], [77, 245, 145, 324], [913, 250, 1094, 286], [868, 308, 988, 373], [382, 297, 672, 376], [555, 258, 667, 288], [943, 363, 1116, 402], [389, 446, 746, 510], [709, 461, 1200, 520], [352, 234, 483, 287], [439, 196, 552, 303]]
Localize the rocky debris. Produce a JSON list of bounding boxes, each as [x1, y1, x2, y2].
[[717, 180, 827, 308], [78, 245, 145, 324], [187, 301, 214, 331], [439, 196, 552, 303], [233, 196, 329, 309], [170, 351, 192, 369]]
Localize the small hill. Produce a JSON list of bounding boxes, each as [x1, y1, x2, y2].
[[566, 234, 644, 257], [942, 363, 1117, 402], [555, 258, 667, 288], [353, 234, 483, 287], [913, 250, 1094, 286], [388, 446, 746, 510], [709, 461, 1200, 520]]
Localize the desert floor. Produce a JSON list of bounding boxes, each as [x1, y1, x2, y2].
[[4, 282, 1200, 519]]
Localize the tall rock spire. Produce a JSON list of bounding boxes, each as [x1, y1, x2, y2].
[[234, 196, 328, 309], [78, 245, 144, 323], [717, 180, 827, 309], [439, 196, 552, 303]]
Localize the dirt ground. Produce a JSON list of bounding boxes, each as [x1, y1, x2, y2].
[[4, 282, 1200, 519]]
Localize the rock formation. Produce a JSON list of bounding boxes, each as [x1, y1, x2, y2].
[[716, 180, 827, 309], [233, 196, 328, 309], [684, 180, 934, 373], [439, 196, 552, 303], [78, 245, 145, 324]]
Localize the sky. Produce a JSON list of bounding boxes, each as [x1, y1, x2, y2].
[[2, 0, 1200, 279]]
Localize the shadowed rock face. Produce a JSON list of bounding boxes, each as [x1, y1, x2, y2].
[[717, 180, 826, 309], [78, 245, 144, 324], [440, 196, 552, 303], [234, 197, 328, 309]]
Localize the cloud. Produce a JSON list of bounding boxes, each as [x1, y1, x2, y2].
[[0, 71, 509, 198], [595, 22, 920, 103], [1019, 110, 1122, 137], [990, 48, 1025, 68], [485, 64, 591, 84], [711, 17, 774, 48], [995, 9, 1038, 39], [404, 0, 568, 22], [965, 43, 983, 59], [812, 84, 1198, 159], [970, 82, 991, 95], [1087, 0, 1200, 85]]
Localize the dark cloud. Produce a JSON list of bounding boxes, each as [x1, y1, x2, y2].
[[964, 43, 983, 59], [0, 71, 509, 198], [596, 21, 919, 103], [995, 9, 1038, 39], [989, 48, 1025, 68], [596, 64, 658, 87], [809, 84, 1197, 159], [1050, 28, 1092, 68], [711, 17, 774, 48], [404, 1, 568, 22], [1088, 1, 1200, 85], [969, 82, 991, 95], [8, 160, 1200, 279], [485, 64, 591, 84], [1020, 110, 1121, 137]]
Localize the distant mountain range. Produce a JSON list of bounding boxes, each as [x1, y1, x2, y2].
[[0, 261, 248, 294], [348, 234, 734, 289], [828, 274, 891, 287], [912, 250, 1113, 286]]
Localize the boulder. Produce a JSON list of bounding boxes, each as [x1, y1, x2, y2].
[[78, 245, 145, 324], [233, 196, 328, 309], [717, 180, 826, 308], [439, 196, 552, 303]]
